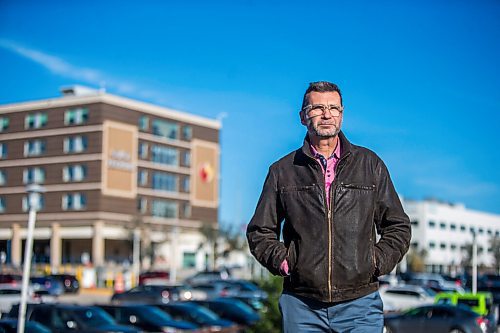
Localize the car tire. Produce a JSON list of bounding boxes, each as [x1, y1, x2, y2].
[[383, 325, 393, 333], [448, 329, 464, 333]]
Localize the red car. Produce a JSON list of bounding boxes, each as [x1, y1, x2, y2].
[[138, 271, 170, 285]]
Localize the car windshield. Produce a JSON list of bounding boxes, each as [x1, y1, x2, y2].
[[134, 306, 173, 321], [71, 308, 116, 326], [26, 322, 52, 333], [217, 300, 255, 315], [179, 305, 219, 323], [421, 287, 437, 297]]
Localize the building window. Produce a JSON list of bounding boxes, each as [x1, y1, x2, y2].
[[478, 228, 484, 234], [182, 151, 191, 167], [182, 252, 196, 268], [410, 220, 419, 226], [487, 229, 493, 235], [469, 227, 475, 234], [151, 200, 178, 218], [139, 116, 149, 131], [182, 202, 191, 218], [152, 172, 178, 192], [450, 244, 457, 250], [181, 125, 192, 141], [25, 112, 47, 129], [429, 242, 436, 249], [440, 243, 446, 249], [64, 136, 88, 153], [137, 197, 147, 213], [24, 140, 46, 157], [138, 143, 149, 159], [138, 170, 148, 186], [428, 221, 436, 228], [0, 143, 7, 159], [460, 225, 466, 232], [152, 119, 178, 139], [63, 165, 87, 182], [0, 197, 5, 213], [411, 242, 418, 249], [496, 231, 500, 237], [22, 195, 44, 212], [450, 224, 457, 231], [440, 222, 446, 230], [64, 107, 89, 125], [23, 167, 45, 184], [0, 170, 6, 186], [62, 193, 87, 210], [151, 145, 179, 166], [0, 117, 9, 132], [181, 177, 190, 193]]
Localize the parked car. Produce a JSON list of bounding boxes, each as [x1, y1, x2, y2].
[[478, 274, 500, 304], [0, 274, 22, 287], [0, 286, 39, 313], [185, 269, 231, 285], [8, 303, 140, 333], [138, 271, 170, 285], [406, 273, 465, 293], [0, 319, 52, 333], [48, 274, 79, 294], [379, 285, 436, 312], [435, 292, 498, 327], [157, 302, 239, 332], [192, 298, 260, 327], [111, 284, 195, 304], [383, 304, 494, 333], [30, 276, 64, 296], [97, 304, 199, 332]]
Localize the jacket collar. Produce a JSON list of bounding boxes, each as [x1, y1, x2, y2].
[[300, 131, 352, 160]]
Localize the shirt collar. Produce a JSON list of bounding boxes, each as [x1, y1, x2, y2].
[[309, 139, 341, 160]]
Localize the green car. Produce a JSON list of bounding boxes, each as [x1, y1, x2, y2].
[[435, 291, 497, 323]]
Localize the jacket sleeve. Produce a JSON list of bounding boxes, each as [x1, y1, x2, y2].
[[246, 166, 287, 276], [373, 159, 411, 276]]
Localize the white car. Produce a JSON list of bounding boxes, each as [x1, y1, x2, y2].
[[379, 285, 436, 312], [0, 286, 39, 314]]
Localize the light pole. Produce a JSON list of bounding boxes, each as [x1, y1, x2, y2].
[[132, 227, 140, 286], [472, 229, 478, 294], [18, 184, 45, 333]]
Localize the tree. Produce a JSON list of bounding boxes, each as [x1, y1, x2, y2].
[[461, 243, 473, 272], [406, 248, 428, 272], [490, 236, 500, 273], [199, 223, 219, 270], [248, 276, 283, 333]]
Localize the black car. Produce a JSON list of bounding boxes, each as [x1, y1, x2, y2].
[[8, 304, 139, 333], [157, 302, 239, 332], [48, 274, 80, 294], [384, 304, 494, 333], [0, 319, 51, 333], [111, 284, 191, 304], [478, 274, 500, 304], [97, 304, 199, 332], [192, 298, 260, 327]]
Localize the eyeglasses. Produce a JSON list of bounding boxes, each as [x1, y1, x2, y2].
[[302, 104, 343, 117]]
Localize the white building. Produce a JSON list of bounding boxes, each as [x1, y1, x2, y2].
[[402, 198, 500, 274]]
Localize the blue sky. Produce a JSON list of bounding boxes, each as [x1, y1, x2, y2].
[[1, 0, 499, 228]]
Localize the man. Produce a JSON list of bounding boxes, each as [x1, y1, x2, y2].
[[246, 81, 411, 332]]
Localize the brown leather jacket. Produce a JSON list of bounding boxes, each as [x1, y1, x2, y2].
[[247, 132, 411, 303]]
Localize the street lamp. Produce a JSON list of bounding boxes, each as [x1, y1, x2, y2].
[[472, 229, 478, 295], [17, 183, 45, 333]]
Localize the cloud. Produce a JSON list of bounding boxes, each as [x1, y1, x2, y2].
[[0, 38, 164, 102]]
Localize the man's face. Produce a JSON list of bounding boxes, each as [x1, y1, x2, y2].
[[300, 91, 343, 138]]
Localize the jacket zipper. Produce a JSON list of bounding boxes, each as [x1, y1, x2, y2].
[[329, 151, 351, 301], [308, 150, 351, 302]]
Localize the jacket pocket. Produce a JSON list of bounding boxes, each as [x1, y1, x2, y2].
[[287, 239, 298, 273], [340, 183, 376, 191]]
